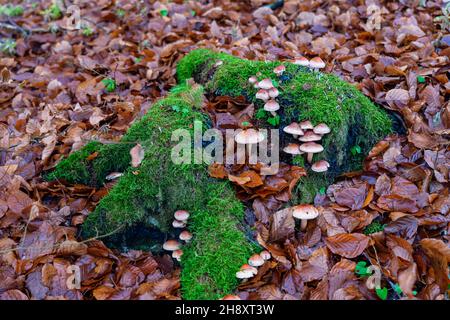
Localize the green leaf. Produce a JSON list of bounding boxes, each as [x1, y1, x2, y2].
[[241, 121, 250, 127], [255, 109, 267, 120], [160, 9, 168, 17], [376, 287, 388, 300], [417, 75, 425, 83], [102, 78, 117, 93], [319, 187, 326, 195], [355, 261, 369, 276], [350, 145, 362, 156], [171, 105, 180, 112], [267, 115, 280, 126]]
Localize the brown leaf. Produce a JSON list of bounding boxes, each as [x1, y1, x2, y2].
[[398, 263, 417, 296], [325, 233, 370, 259], [270, 207, 295, 241], [130, 144, 145, 168]]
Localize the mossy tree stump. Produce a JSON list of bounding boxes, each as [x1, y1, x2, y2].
[[46, 49, 395, 299]]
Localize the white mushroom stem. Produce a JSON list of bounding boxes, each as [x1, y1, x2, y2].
[[301, 219, 308, 231], [307, 152, 314, 163], [270, 111, 277, 117], [247, 144, 253, 157]]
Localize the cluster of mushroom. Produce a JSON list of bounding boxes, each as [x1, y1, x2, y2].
[[283, 120, 331, 173], [249, 64, 286, 117], [235, 250, 271, 280], [162, 210, 193, 262], [292, 55, 325, 72]]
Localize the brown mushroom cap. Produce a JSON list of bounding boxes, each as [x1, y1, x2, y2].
[[292, 204, 319, 220], [294, 56, 310, 67], [310, 57, 325, 69], [236, 270, 254, 279], [311, 160, 330, 173], [273, 65, 286, 76], [313, 123, 331, 135], [264, 100, 280, 113], [248, 76, 257, 84], [172, 219, 186, 228], [299, 142, 324, 153], [260, 250, 271, 260], [283, 143, 302, 155], [298, 131, 322, 142], [256, 89, 269, 101], [235, 129, 265, 145], [299, 120, 314, 130], [258, 78, 274, 90], [240, 264, 258, 275], [268, 87, 279, 98], [221, 295, 241, 300], [163, 240, 181, 251], [179, 230, 193, 242], [174, 210, 189, 221], [248, 254, 265, 267], [283, 122, 304, 136], [172, 249, 183, 261]]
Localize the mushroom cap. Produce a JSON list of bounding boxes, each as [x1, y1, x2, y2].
[[172, 249, 183, 261], [292, 204, 319, 220], [273, 65, 286, 75], [283, 143, 302, 155], [268, 87, 279, 98], [248, 254, 265, 267], [260, 250, 271, 260], [240, 264, 258, 275], [299, 120, 314, 130], [313, 123, 331, 135], [299, 142, 324, 153], [283, 122, 304, 136], [294, 56, 310, 66], [221, 295, 241, 300], [236, 270, 254, 279], [264, 99, 280, 112], [310, 57, 325, 69], [235, 129, 265, 145], [256, 89, 269, 101], [163, 240, 181, 251], [172, 219, 186, 228], [179, 230, 193, 241], [298, 131, 322, 142], [258, 78, 274, 90], [174, 210, 189, 221], [311, 160, 330, 173], [248, 76, 257, 84]]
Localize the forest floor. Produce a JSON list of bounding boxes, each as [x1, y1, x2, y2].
[[0, 0, 448, 300]]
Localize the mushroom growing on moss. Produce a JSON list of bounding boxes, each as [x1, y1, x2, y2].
[[264, 99, 280, 117], [313, 123, 331, 135], [172, 249, 183, 261], [311, 160, 330, 173], [248, 253, 265, 267], [256, 89, 269, 101], [179, 230, 193, 242], [258, 78, 274, 90], [293, 56, 309, 67], [273, 65, 286, 76], [260, 250, 271, 260], [163, 240, 181, 251], [299, 120, 314, 130], [172, 219, 186, 228], [283, 143, 302, 155], [283, 122, 304, 138], [268, 87, 279, 98], [292, 204, 319, 231], [221, 294, 241, 300], [298, 131, 322, 142], [299, 142, 324, 163], [248, 76, 257, 84], [235, 128, 265, 158], [309, 57, 325, 72], [174, 210, 189, 221]]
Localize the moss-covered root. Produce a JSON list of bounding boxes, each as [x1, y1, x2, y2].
[[46, 83, 253, 299], [177, 49, 395, 202]]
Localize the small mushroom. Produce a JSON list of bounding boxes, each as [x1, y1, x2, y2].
[[299, 142, 324, 163], [292, 204, 319, 231], [172, 219, 186, 228], [248, 254, 265, 267], [240, 264, 258, 275], [179, 230, 193, 242], [256, 89, 269, 101], [268, 87, 279, 98], [264, 99, 280, 117], [309, 57, 325, 72], [260, 250, 271, 260], [299, 120, 314, 130], [221, 295, 241, 300], [172, 249, 183, 261], [283, 122, 304, 138], [235, 128, 265, 158], [283, 143, 302, 155], [273, 65, 286, 76], [311, 160, 330, 173], [248, 76, 257, 84], [313, 123, 331, 135], [258, 78, 274, 90], [236, 270, 254, 279], [174, 210, 189, 221], [293, 56, 310, 67], [298, 131, 322, 142], [163, 240, 181, 251]]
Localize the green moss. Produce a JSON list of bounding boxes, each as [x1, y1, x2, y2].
[[47, 83, 253, 300], [178, 49, 395, 201]]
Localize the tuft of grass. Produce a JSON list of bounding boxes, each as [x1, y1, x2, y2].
[[0, 38, 16, 55], [0, 4, 24, 17], [42, 3, 62, 20]]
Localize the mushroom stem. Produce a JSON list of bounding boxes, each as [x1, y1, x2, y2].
[[307, 152, 313, 163], [300, 219, 308, 231], [247, 144, 253, 158], [293, 134, 298, 139], [270, 111, 277, 117]]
